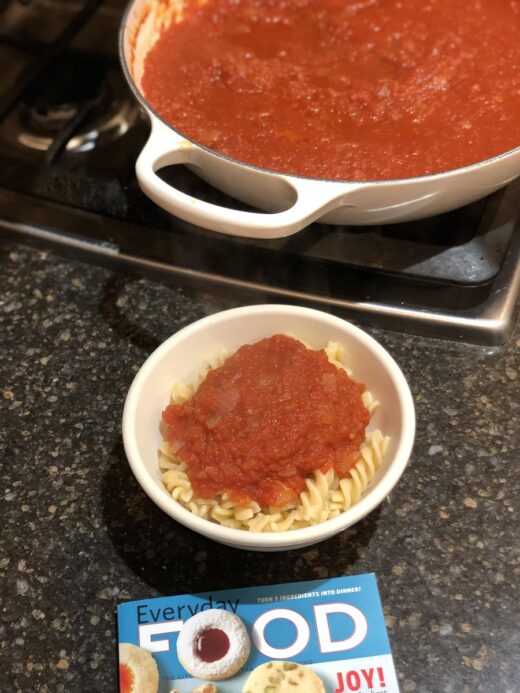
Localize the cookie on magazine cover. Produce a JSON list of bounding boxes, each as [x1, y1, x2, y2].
[[243, 661, 325, 692], [177, 609, 250, 680], [119, 642, 159, 693]]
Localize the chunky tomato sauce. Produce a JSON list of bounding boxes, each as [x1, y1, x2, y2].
[[162, 335, 369, 507], [142, 0, 520, 180]]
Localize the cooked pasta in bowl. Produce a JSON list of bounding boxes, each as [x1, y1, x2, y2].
[[122, 305, 415, 551]]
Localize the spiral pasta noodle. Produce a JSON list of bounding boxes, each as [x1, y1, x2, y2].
[[158, 340, 390, 532], [329, 429, 389, 512]]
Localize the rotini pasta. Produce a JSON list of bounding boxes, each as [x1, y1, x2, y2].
[[158, 340, 390, 532]]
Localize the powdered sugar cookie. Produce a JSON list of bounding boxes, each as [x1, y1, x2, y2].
[[177, 609, 250, 680], [119, 642, 159, 693], [243, 661, 325, 692]]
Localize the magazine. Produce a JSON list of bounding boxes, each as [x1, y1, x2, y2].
[[117, 573, 399, 693]]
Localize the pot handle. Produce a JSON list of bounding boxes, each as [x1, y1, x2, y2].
[[136, 119, 356, 239]]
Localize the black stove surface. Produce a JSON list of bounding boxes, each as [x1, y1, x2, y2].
[[0, 0, 519, 344]]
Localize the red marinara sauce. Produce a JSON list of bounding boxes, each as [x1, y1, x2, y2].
[[141, 0, 520, 181], [162, 335, 370, 507]]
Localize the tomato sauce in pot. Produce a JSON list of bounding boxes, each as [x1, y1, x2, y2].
[[141, 0, 520, 181]]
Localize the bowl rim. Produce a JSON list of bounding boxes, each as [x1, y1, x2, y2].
[[122, 304, 416, 548]]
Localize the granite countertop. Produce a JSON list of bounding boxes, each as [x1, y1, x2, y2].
[[1, 240, 518, 693]]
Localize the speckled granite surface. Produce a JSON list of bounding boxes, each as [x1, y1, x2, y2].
[[0, 240, 518, 693]]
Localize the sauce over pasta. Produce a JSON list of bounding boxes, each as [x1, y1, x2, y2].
[[162, 334, 369, 507], [141, 0, 520, 180]]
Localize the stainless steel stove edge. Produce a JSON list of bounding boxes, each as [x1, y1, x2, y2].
[[1, 217, 518, 347]]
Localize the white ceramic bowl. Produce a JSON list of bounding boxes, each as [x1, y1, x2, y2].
[[122, 305, 415, 551]]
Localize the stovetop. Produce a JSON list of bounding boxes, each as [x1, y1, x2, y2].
[[0, 0, 519, 345]]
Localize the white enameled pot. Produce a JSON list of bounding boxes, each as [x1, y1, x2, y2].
[[120, 0, 520, 240]]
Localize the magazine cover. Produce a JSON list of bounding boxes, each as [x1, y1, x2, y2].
[[117, 574, 399, 693]]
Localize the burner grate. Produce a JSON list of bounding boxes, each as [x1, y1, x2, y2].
[[1, 56, 138, 163]]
